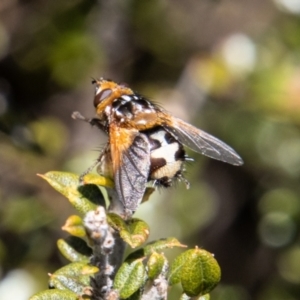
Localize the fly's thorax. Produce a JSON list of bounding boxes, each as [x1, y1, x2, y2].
[[109, 94, 160, 128]]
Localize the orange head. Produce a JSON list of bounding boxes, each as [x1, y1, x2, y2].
[[92, 78, 134, 116]]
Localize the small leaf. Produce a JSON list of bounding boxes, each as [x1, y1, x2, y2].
[[168, 249, 190, 286], [30, 289, 78, 300], [38, 172, 105, 213], [57, 237, 91, 262], [107, 212, 125, 229], [141, 187, 155, 203], [77, 184, 106, 207], [147, 252, 168, 280], [125, 218, 150, 248], [49, 262, 98, 294], [169, 248, 221, 297], [181, 249, 220, 296], [127, 237, 186, 260], [55, 262, 98, 277], [114, 259, 146, 298], [108, 214, 150, 248], [126, 290, 142, 300], [49, 274, 84, 294], [38, 172, 79, 194], [62, 215, 86, 237], [144, 237, 186, 254], [83, 173, 114, 188]]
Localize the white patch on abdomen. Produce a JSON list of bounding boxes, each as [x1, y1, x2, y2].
[[151, 143, 179, 163]]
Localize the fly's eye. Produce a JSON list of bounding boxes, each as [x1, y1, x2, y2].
[[94, 88, 112, 107]]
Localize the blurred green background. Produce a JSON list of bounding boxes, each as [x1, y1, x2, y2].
[[1, 0, 300, 299]]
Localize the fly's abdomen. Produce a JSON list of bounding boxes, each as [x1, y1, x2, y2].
[[145, 128, 186, 187]]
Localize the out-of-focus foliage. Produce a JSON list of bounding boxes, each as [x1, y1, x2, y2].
[[1, 0, 300, 299]]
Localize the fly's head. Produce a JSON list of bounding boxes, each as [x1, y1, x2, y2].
[[92, 78, 134, 119]]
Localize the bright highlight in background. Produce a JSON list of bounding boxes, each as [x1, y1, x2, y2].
[[0, 269, 38, 300], [221, 33, 256, 75], [274, 0, 300, 14]]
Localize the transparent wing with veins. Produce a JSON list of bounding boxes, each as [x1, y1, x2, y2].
[[164, 117, 244, 166]]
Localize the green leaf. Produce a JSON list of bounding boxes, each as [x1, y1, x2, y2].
[[144, 237, 186, 254], [49, 275, 84, 294], [108, 214, 150, 248], [38, 172, 105, 213], [181, 249, 220, 296], [77, 184, 106, 207], [55, 261, 98, 278], [113, 259, 146, 298], [49, 262, 98, 294], [141, 187, 155, 203], [29, 289, 78, 300], [83, 173, 114, 188], [169, 248, 221, 297], [147, 252, 168, 280], [127, 237, 186, 260], [62, 215, 86, 237], [57, 237, 91, 262], [126, 289, 143, 300], [168, 248, 190, 286]]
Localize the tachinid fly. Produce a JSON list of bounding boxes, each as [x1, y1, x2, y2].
[[73, 78, 243, 215]]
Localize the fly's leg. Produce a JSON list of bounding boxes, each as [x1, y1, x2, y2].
[[72, 111, 107, 182], [77, 151, 105, 183], [72, 111, 106, 132]]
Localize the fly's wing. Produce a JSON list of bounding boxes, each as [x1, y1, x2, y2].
[[109, 125, 151, 213], [164, 117, 243, 166]]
